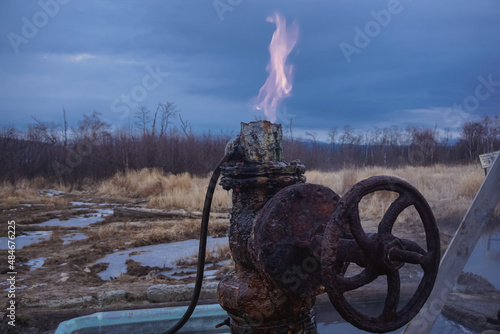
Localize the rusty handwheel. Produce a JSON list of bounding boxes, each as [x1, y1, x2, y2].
[[321, 176, 440, 333]]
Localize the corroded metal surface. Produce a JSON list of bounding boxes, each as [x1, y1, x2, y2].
[[217, 121, 313, 334], [240, 121, 284, 163], [217, 121, 439, 334], [220, 162, 306, 268], [217, 269, 315, 333], [250, 183, 340, 297], [321, 176, 440, 333]]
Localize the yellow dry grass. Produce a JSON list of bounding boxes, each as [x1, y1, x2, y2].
[[0, 178, 69, 206], [130, 220, 229, 247], [89, 224, 127, 241], [95, 164, 492, 244], [98, 168, 230, 211], [1, 165, 492, 227], [306, 164, 485, 221], [85, 219, 229, 250]]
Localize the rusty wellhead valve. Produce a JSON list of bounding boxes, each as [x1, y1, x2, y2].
[[217, 121, 440, 334]]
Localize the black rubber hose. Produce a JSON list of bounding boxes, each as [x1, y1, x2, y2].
[[164, 153, 231, 334]]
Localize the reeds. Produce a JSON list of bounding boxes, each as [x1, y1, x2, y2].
[[98, 168, 230, 211]]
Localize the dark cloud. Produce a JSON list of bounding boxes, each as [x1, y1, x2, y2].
[[1, 0, 499, 139]]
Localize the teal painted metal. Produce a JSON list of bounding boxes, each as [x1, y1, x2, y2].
[[55, 304, 230, 334]]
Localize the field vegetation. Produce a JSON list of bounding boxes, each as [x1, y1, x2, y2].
[[2, 163, 490, 232], [0, 107, 498, 186], [1, 109, 499, 332], [1, 161, 499, 333]]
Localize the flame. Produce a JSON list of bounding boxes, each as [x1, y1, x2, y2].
[[255, 13, 299, 123]]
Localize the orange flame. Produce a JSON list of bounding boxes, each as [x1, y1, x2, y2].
[[255, 13, 298, 123]]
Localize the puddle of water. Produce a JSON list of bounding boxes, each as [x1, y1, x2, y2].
[[54, 301, 475, 334], [61, 232, 88, 245], [464, 228, 500, 289], [315, 298, 478, 334], [3, 285, 28, 292], [40, 209, 113, 227], [158, 261, 228, 280], [0, 231, 52, 250], [71, 201, 120, 206], [25, 257, 46, 271], [40, 189, 64, 197], [95, 237, 228, 280], [70, 201, 97, 206], [0, 278, 23, 287], [316, 315, 475, 333]]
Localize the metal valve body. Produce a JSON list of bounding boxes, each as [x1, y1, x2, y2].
[[217, 121, 440, 334], [218, 121, 316, 333]]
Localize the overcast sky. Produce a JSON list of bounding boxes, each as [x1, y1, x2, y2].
[[1, 0, 499, 140]]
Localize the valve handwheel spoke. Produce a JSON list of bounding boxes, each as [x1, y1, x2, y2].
[[337, 267, 378, 292], [321, 176, 440, 333], [379, 192, 415, 235], [390, 239, 430, 266], [382, 271, 401, 319]]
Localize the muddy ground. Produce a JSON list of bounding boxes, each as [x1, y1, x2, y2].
[[0, 190, 498, 333]]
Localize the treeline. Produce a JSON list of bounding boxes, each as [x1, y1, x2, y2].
[[0, 104, 498, 185], [0, 105, 230, 186], [285, 114, 499, 170]]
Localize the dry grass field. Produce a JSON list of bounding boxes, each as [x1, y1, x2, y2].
[[1, 164, 486, 217], [90, 164, 495, 261], [1, 163, 497, 333], [1, 164, 491, 248], [98, 168, 231, 211], [92, 164, 487, 212], [94, 164, 489, 232], [306, 164, 489, 234]]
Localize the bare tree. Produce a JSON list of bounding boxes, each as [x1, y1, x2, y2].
[[328, 126, 338, 149], [73, 111, 110, 143], [158, 102, 179, 139], [134, 106, 151, 135], [411, 126, 438, 165], [482, 115, 500, 153], [305, 131, 317, 144], [63, 106, 68, 147], [179, 114, 192, 138], [29, 117, 60, 144], [461, 121, 486, 161]]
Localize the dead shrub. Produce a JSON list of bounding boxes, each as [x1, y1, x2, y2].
[[89, 225, 123, 241], [98, 168, 230, 211]]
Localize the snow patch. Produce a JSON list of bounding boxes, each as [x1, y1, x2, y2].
[[40, 189, 64, 197], [61, 232, 88, 245], [40, 209, 113, 227], [25, 257, 46, 271], [0, 231, 52, 250], [95, 237, 228, 280]]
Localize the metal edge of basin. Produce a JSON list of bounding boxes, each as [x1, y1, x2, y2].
[[54, 304, 229, 334]]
